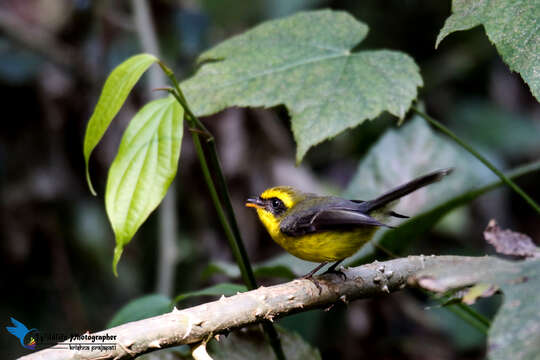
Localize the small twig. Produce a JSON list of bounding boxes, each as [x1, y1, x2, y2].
[[188, 127, 213, 138], [152, 87, 175, 93]]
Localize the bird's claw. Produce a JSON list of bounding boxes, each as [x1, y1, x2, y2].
[[323, 267, 347, 280]]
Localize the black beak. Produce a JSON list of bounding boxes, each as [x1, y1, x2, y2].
[[245, 197, 264, 208]]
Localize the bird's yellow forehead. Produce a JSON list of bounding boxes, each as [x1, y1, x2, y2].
[[260, 186, 301, 209]]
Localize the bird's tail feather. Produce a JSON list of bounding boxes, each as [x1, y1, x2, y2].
[[362, 168, 453, 213]]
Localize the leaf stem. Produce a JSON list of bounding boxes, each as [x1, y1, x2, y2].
[[187, 109, 287, 360], [455, 302, 491, 328], [161, 65, 286, 360], [192, 126, 255, 287], [164, 88, 257, 289], [412, 106, 540, 215], [446, 303, 489, 334]]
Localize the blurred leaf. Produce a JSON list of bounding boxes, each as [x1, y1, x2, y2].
[[200, 0, 263, 27], [83, 53, 158, 195], [278, 311, 322, 346], [263, 0, 323, 18], [413, 256, 540, 360], [182, 9, 422, 162], [252, 260, 301, 279], [436, 0, 540, 101], [208, 326, 321, 360], [434, 206, 471, 238], [173, 283, 247, 304], [139, 345, 191, 359], [203, 261, 241, 278], [204, 256, 311, 280], [174, 9, 210, 57], [0, 39, 41, 84], [107, 294, 172, 328], [488, 261, 540, 360], [106, 96, 184, 276], [251, 254, 315, 278], [449, 100, 540, 157], [427, 304, 487, 350], [344, 116, 493, 206]]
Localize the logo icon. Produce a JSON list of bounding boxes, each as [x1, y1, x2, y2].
[[6, 317, 39, 350]]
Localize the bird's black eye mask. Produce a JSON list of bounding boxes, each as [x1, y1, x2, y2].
[[262, 197, 287, 216]]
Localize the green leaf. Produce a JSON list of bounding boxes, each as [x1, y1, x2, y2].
[[449, 100, 540, 157], [436, 0, 540, 101], [488, 260, 540, 360], [182, 9, 422, 162], [208, 326, 321, 360], [413, 256, 540, 360], [106, 96, 184, 276], [426, 304, 487, 350], [107, 294, 172, 328], [173, 283, 247, 304], [83, 53, 158, 195]]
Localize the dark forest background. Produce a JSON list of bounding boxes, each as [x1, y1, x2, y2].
[[1, 0, 539, 359]]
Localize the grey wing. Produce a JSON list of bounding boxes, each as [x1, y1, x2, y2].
[[280, 207, 393, 237]]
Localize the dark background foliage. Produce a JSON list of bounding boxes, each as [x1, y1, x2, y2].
[[1, 0, 539, 359]]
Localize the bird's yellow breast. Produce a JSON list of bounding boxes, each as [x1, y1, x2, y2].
[[256, 208, 376, 262]]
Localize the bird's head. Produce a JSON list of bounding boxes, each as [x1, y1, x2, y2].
[[246, 186, 305, 235]]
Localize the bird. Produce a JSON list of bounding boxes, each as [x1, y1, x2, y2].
[[246, 168, 453, 278], [6, 317, 38, 349]]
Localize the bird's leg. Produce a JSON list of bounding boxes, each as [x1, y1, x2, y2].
[[325, 259, 344, 273], [302, 262, 328, 279], [323, 259, 346, 279], [301, 262, 328, 294]]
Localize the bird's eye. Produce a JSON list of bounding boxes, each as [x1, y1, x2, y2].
[[268, 197, 286, 215]]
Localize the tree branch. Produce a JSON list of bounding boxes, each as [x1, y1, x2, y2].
[[21, 255, 477, 360]]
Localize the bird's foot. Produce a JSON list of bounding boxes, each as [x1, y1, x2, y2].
[[322, 267, 347, 280], [322, 260, 347, 280]]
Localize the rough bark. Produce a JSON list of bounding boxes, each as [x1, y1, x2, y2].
[[20, 255, 471, 360]]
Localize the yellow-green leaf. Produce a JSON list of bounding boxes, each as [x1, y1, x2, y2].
[[83, 53, 158, 195], [106, 96, 183, 276]]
